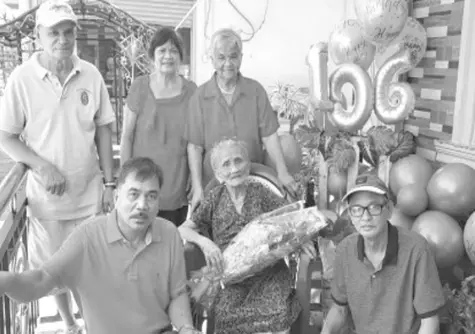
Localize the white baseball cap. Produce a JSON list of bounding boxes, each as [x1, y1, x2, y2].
[[36, 0, 78, 28]]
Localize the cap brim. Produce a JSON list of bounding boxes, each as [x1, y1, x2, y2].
[[36, 18, 78, 28], [341, 186, 387, 203]]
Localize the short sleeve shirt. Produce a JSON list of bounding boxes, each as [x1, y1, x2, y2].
[[126, 75, 197, 210], [0, 53, 115, 220], [186, 73, 279, 187], [331, 224, 446, 333], [43, 211, 187, 334]]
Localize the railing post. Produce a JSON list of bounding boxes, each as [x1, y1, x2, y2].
[[0, 163, 38, 333]]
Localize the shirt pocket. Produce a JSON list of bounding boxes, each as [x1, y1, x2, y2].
[[75, 88, 96, 132]]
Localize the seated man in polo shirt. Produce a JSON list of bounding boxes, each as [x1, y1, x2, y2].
[[321, 173, 445, 334], [0, 157, 201, 334]]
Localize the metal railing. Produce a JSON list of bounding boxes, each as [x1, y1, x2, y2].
[[0, 163, 39, 334]]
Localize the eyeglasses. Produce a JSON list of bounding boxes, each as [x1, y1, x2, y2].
[[348, 203, 386, 217]]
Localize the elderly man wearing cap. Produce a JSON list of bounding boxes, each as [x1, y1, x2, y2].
[[0, 1, 115, 333], [321, 173, 445, 334]]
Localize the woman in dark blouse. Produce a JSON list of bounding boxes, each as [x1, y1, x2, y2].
[[120, 27, 196, 226], [179, 138, 316, 334]]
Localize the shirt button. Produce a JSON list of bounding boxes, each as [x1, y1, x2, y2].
[[371, 275, 376, 279]]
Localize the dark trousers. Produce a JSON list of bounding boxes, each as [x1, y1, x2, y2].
[[158, 205, 188, 227]]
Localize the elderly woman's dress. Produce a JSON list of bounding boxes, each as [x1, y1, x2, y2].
[[186, 73, 279, 187], [126, 75, 196, 225], [191, 181, 301, 334]]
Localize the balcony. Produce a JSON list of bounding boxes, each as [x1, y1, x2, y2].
[[0, 162, 39, 334]]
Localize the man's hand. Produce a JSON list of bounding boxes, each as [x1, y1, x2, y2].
[[278, 170, 299, 199], [33, 163, 67, 196], [102, 187, 115, 213]]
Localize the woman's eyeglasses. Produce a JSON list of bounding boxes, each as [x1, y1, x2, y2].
[[348, 203, 386, 217]]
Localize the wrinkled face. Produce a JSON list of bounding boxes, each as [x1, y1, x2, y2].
[[212, 40, 242, 81], [154, 40, 181, 75], [115, 173, 160, 231], [348, 192, 391, 240], [213, 144, 250, 187], [37, 21, 76, 60]]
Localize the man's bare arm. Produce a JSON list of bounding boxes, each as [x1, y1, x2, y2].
[[0, 130, 49, 169], [0, 270, 56, 304], [0, 130, 66, 195]]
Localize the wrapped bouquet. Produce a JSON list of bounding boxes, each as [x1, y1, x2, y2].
[[188, 201, 330, 309]]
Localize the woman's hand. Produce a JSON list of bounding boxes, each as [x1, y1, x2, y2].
[[301, 241, 317, 260], [199, 238, 224, 274], [278, 170, 299, 199], [189, 187, 204, 214]]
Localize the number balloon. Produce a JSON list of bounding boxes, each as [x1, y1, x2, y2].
[[374, 48, 415, 124], [327, 63, 374, 132]]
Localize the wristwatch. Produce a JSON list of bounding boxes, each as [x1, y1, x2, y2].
[[103, 178, 116, 189]]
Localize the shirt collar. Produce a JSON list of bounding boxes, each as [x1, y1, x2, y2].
[[203, 72, 252, 98], [357, 222, 399, 266], [31, 52, 82, 80], [106, 209, 162, 244]]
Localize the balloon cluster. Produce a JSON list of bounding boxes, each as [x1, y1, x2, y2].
[[389, 156, 475, 269], [321, 0, 427, 132]]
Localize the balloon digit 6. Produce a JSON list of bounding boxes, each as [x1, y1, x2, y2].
[[374, 48, 416, 124]]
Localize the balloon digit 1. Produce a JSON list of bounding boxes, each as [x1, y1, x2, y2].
[[327, 63, 374, 133], [374, 48, 416, 124]]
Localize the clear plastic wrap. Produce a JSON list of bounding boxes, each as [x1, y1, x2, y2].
[[188, 202, 330, 309]]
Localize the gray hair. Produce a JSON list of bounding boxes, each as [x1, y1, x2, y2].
[[210, 138, 249, 172], [209, 28, 243, 57]]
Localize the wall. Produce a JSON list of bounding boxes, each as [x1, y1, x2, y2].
[[405, 0, 464, 160], [192, 0, 352, 89]]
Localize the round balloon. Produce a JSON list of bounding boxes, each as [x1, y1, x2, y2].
[[396, 183, 429, 217], [375, 17, 428, 68], [354, 0, 409, 45], [463, 211, 475, 266], [412, 210, 465, 268], [264, 133, 302, 175], [390, 207, 416, 230], [427, 163, 475, 217], [388, 154, 433, 197], [329, 19, 376, 70]]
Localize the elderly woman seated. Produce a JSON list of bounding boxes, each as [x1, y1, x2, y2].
[[179, 138, 316, 334]]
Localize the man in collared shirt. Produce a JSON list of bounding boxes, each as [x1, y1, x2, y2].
[[321, 173, 445, 334], [0, 1, 114, 332], [0, 157, 201, 334]]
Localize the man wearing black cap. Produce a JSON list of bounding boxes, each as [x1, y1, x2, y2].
[[321, 173, 445, 334]]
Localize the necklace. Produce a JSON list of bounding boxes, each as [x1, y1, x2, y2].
[[218, 82, 236, 95]]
